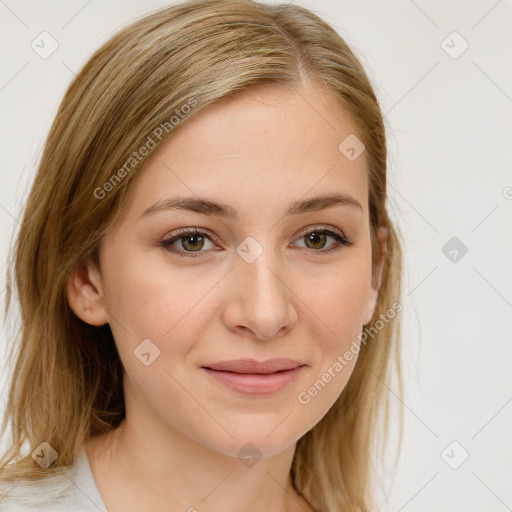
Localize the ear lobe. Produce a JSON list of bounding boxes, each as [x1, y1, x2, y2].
[[362, 226, 388, 326], [66, 256, 109, 326]]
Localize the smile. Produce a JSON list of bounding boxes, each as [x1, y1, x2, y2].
[[201, 365, 306, 396]]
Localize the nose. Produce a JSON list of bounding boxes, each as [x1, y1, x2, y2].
[[220, 244, 298, 341]]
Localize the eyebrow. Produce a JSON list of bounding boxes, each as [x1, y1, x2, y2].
[[138, 192, 364, 221]]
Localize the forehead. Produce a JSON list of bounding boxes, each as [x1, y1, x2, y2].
[[124, 82, 368, 220], [165, 82, 361, 160]]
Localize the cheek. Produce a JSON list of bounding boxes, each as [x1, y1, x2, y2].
[[301, 255, 372, 341], [296, 255, 371, 401], [103, 251, 222, 364]]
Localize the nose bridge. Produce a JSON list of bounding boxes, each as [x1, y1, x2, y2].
[[236, 233, 288, 302], [227, 234, 296, 339]]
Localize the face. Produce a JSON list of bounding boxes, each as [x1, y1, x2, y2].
[[69, 81, 386, 459]]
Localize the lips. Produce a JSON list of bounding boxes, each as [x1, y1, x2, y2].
[[202, 358, 304, 374], [201, 358, 306, 395]]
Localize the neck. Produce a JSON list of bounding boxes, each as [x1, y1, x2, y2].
[[86, 418, 315, 512]]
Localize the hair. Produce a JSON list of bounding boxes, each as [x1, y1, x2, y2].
[[0, 1, 404, 510]]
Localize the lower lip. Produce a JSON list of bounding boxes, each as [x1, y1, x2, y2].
[[201, 366, 305, 396]]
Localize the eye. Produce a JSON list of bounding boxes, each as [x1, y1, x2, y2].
[[160, 227, 217, 258], [160, 225, 353, 258], [292, 226, 353, 254]]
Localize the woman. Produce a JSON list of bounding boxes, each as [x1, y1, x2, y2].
[[0, 0, 404, 510]]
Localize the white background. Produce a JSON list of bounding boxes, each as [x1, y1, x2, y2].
[[1, 1, 511, 510]]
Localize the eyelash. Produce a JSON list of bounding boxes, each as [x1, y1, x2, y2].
[[159, 226, 353, 258]]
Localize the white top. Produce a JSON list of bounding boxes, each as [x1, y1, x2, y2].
[[0, 446, 108, 511]]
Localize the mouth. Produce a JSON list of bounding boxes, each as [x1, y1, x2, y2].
[[201, 358, 306, 396]]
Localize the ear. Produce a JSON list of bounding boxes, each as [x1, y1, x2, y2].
[[362, 226, 388, 326], [66, 254, 109, 326]]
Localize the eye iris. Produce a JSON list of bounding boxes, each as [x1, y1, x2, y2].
[[182, 234, 204, 251], [305, 232, 327, 250]]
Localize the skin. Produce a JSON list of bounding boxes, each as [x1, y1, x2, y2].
[[67, 79, 387, 512]]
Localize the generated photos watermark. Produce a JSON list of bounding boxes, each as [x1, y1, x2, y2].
[[94, 97, 198, 200], [297, 301, 403, 405]]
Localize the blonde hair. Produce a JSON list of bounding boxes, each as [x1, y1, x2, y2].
[[0, 1, 404, 510]]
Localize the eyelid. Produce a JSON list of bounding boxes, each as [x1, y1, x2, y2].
[[162, 226, 220, 243], [295, 223, 349, 241]]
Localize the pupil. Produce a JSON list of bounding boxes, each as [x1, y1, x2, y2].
[[308, 232, 325, 248], [184, 234, 203, 250]]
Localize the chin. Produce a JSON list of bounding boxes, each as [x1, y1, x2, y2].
[[196, 419, 308, 460]]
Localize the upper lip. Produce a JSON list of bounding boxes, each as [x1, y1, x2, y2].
[[202, 358, 305, 374]]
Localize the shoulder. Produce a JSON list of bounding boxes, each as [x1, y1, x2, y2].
[[0, 470, 75, 511], [0, 445, 107, 512]]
